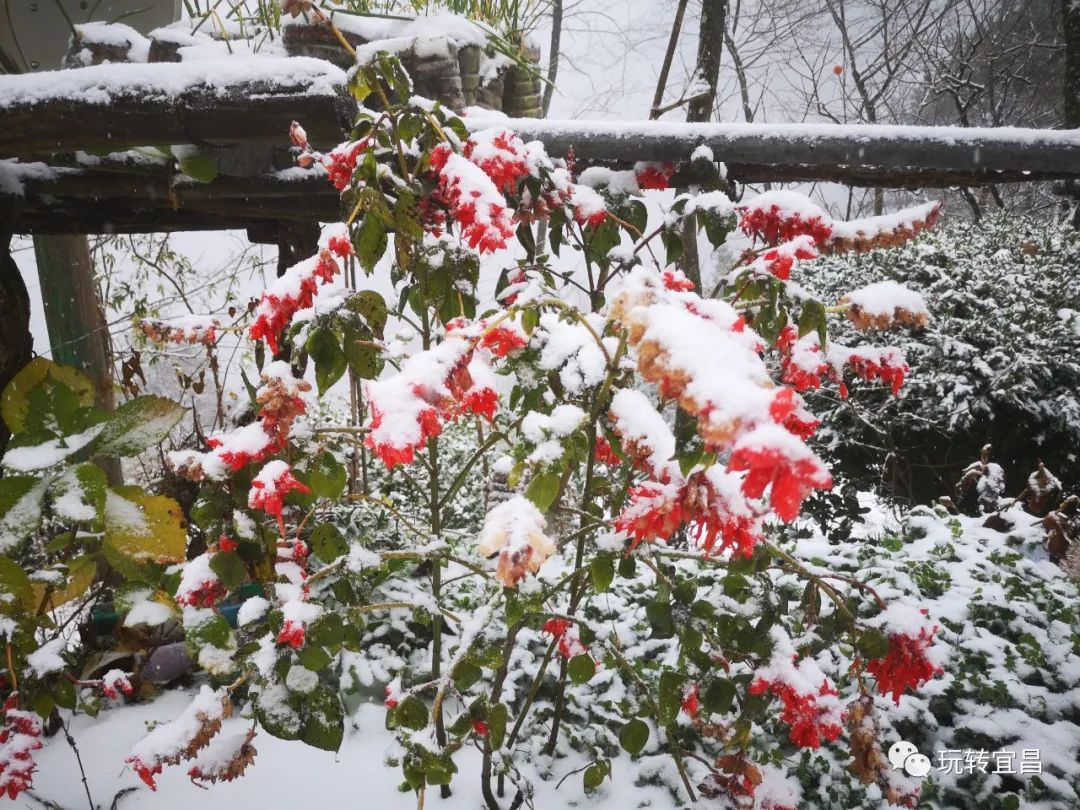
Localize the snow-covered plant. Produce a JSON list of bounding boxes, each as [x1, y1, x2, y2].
[[0, 55, 953, 808], [804, 215, 1080, 505]]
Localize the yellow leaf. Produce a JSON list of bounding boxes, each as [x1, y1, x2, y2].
[[104, 487, 187, 572], [31, 557, 97, 611], [1, 358, 94, 434]]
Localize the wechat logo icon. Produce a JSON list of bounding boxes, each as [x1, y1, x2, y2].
[[888, 740, 932, 778]]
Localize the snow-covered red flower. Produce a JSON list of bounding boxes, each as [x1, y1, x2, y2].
[[865, 606, 943, 704], [477, 496, 557, 587], [0, 694, 42, 800], [175, 553, 227, 608], [276, 589, 320, 649], [840, 281, 930, 331], [249, 249, 341, 356], [542, 618, 588, 659], [635, 161, 676, 191], [289, 120, 308, 150], [429, 143, 515, 253], [472, 720, 490, 738], [661, 268, 695, 291], [614, 481, 685, 550], [248, 460, 311, 534], [323, 139, 369, 191], [728, 425, 832, 521], [831, 345, 909, 396], [463, 127, 531, 193], [737, 191, 834, 247], [751, 630, 843, 749], [101, 669, 134, 700], [680, 683, 700, 718], [218, 534, 238, 553], [480, 322, 528, 357], [327, 234, 353, 259]]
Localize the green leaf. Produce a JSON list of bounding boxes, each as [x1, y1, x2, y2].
[[658, 670, 685, 725], [619, 718, 649, 755], [452, 661, 482, 691], [396, 695, 429, 731], [309, 453, 347, 500], [0, 555, 33, 615], [256, 690, 302, 741], [354, 216, 388, 274], [590, 555, 615, 593], [1, 358, 93, 436], [487, 702, 508, 749], [568, 654, 595, 684], [798, 299, 828, 347], [343, 327, 382, 379], [704, 678, 736, 715], [583, 761, 609, 792], [48, 463, 106, 523], [301, 685, 344, 752], [209, 551, 244, 591], [310, 524, 348, 561], [177, 150, 218, 183], [0, 475, 47, 551], [297, 645, 332, 671], [857, 628, 890, 660], [525, 471, 561, 512], [345, 290, 388, 338], [306, 328, 347, 394], [646, 599, 675, 638], [53, 677, 77, 710], [94, 395, 185, 457]]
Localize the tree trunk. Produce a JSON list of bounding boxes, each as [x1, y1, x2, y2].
[[33, 234, 122, 483], [686, 0, 727, 125], [0, 233, 33, 462], [541, 0, 562, 116]]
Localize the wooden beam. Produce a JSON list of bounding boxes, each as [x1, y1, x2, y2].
[[0, 59, 355, 157], [475, 118, 1080, 184]]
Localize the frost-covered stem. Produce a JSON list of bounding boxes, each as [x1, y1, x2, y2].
[[482, 622, 522, 808], [767, 543, 859, 627], [503, 637, 558, 756], [607, 643, 697, 803], [308, 5, 356, 60], [439, 425, 515, 510], [60, 717, 95, 810], [543, 426, 600, 754]]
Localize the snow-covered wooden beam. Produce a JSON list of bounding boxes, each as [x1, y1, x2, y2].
[[0, 58, 354, 157], [470, 117, 1080, 186]]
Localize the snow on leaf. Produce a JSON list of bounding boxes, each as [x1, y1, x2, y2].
[[0, 475, 48, 551], [103, 487, 187, 574], [93, 395, 186, 458]]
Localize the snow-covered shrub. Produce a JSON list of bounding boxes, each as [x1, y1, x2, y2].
[[806, 216, 1080, 504], [0, 51, 1004, 810]]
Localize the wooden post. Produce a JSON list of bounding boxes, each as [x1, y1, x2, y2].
[[0, 232, 33, 461], [32, 233, 122, 483]]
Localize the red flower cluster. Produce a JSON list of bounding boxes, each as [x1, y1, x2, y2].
[[680, 683, 700, 718], [768, 387, 821, 442], [480, 323, 528, 357], [749, 678, 843, 749], [0, 694, 42, 800], [776, 327, 828, 393], [277, 620, 306, 649], [738, 199, 833, 247], [472, 720, 489, 738], [249, 248, 341, 356], [327, 234, 353, 258], [756, 239, 819, 281], [867, 625, 943, 705], [661, 268, 695, 291], [614, 473, 764, 558], [429, 143, 515, 253], [248, 460, 311, 535], [728, 426, 833, 521], [593, 434, 621, 466], [218, 534, 238, 553], [323, 140, 369, 191], [175, 575, 227, 609], [844, 348, 908, 396], [542, 618, 588, 659], [101, 670, 134, 700], [366, 338, 501, 469], [366, 400, 443, 469], [463, 127, 531, 193], [635, 161, 676, 191]]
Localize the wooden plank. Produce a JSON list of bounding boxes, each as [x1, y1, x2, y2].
[[0, 59, 355, 157], [480, 118, 1080, 182]]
